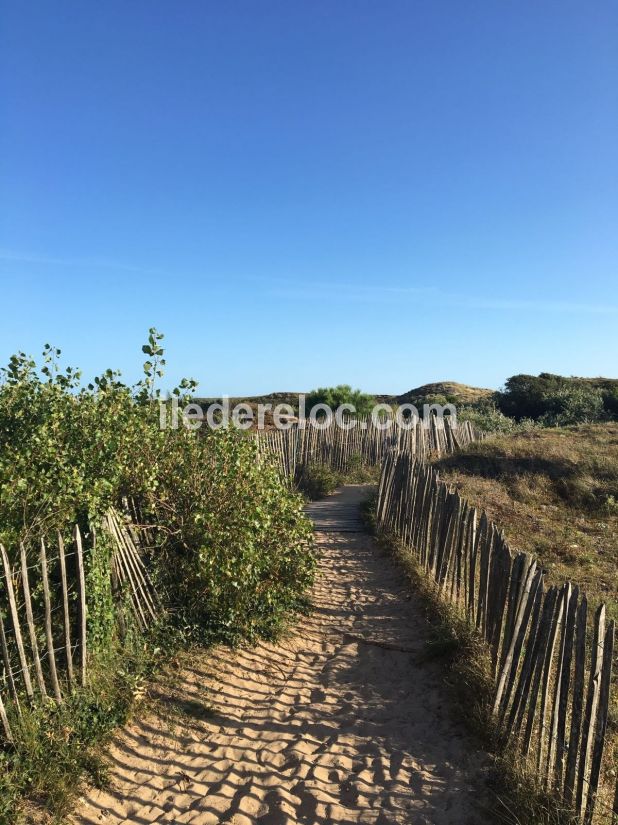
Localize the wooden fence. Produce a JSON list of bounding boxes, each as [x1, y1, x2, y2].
[[0, 509, 160, 743], [376, 448, 616, 824], [256, 415, 481, 481]]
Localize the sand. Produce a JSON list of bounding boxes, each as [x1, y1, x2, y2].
[[69, 486, 490, 825]]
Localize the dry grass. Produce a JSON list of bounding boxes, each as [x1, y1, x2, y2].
[[396, 380, 494, 405], [433, 423, 618, 619], [432, 423, 618, 821]]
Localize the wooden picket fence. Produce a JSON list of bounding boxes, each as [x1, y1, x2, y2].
[[377, 448, 617, 824], [0, 509, 160, 743], [256, 415, 481, 481]]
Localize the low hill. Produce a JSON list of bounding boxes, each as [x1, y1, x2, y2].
[[396, 381, 494, 406], [196, 383, 494, 411]]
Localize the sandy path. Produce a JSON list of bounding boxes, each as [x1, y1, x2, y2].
[[70, 486, 490, 825]]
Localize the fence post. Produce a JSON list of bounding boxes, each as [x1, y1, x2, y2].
[[40, 538, 62, 703], [74, 526, 88, 688], [0, 544, 34, 701]]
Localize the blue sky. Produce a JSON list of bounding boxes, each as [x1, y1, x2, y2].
[[1, 1, 617, 395]]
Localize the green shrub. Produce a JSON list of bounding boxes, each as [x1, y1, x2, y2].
[[539, 384, 605, 426], [306, 384, 375, 417], [458, 401, 538, 434], [496, 373, 613, 424], [602, 386, 618, 417], [0, 332, 315, 820], [300, 463, 343, 499], [345, 452, 381, 483], [150, 426, 314, 640], [0, 333, 314, 640]]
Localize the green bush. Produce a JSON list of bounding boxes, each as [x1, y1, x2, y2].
[[496, 373, 613, 424], [0, 333, 314, 640], [345, 452, 381, 483], [457, 401, 538, 434], [0, 331, 315, 820], [306, 384, 376, 417], [539, 384, 605, 426], [300, 463, 343, 499], [151, 426, 314, 640], [602, 386, 618, 417]]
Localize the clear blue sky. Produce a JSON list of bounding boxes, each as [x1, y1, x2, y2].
[[1, 1, 617, 395]]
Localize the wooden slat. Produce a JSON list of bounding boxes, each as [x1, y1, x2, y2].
[[488, 540, 512, 673], [500, 552, 528, 670], [0, 689, 12, 742], [74, 526, 88, 687], [40, 539, 62, 703], [57, 532, 74, 690], [575, 604, 606, 817], [493, 560, 538, 716], [0, 608, 20, 709], [20, 542, 47, 698], [564, 597, 588, 805], [522, 587, 559, 756], [535, 584, 565, 776], [0, 544, 33, 700], [108, 512, 158, 620], [499, 567, 543, 725], [551, 584, 579, 789], [583, 619, 614, 825]]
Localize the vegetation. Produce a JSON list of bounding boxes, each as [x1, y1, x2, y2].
[[0, 331, 314, 821], [0, 628, 163, 823], [432, 423, 618, 612], [306, 384, 376, 417], [432, 422, 618, 820], [199, 373, 618, 434], [395, 380, 493, 407], [300, 454, 380, 500], [456, 398, 537, 434], [391, 374, 618, 433], [367, 512, 569, 825], [496, 373, 618, 425]]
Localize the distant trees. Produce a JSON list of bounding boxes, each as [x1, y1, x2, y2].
[[496, 373, 616, 425], [306, 385, 376, 417]]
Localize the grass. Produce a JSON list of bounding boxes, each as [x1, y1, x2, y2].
[[396, 380, 494, 405], [432, 423, 618, 619], [300, 455, 380, 500], [431, 423, 618, 821], [0, 621, 187, 825]]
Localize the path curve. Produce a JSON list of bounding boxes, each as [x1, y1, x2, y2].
[[70, 486, 490, 825]]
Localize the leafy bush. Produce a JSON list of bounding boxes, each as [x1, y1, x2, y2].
[[151, 426, 314, 640], [0, 332, 314, 640], [0, 331, 315, 820], [602, 386, 618, 418], [457, 401, 536, 434], [300, 463, 343, 499], [345, 452, 381, 483], [496, 373, 614, 424], [306, 384, 376, 417], [539, 384, 605, 426]]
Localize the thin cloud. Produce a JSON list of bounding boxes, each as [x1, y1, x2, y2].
[[266, 279, 618, 314], [459, 297, 618, 315], [0, 249, 163, 276], [264, 278, 439, 303]]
